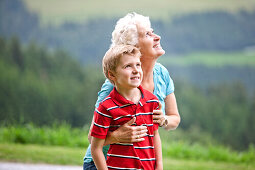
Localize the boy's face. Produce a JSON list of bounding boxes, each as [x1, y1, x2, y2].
[[110, 54, 143, 90]]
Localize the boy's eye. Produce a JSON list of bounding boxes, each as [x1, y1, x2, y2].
[[136, 63, 141, 67], [125, 65, 131, 68]]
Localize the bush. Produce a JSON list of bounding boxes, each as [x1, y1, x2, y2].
[[0, 123, 89, 148]]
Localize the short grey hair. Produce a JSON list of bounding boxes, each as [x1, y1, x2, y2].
[[111, 12, 151, 47]]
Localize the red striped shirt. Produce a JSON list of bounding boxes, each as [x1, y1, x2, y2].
[[91, 86, 159, 170]]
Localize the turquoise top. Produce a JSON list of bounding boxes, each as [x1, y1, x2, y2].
[[84, 62, 174, 163]]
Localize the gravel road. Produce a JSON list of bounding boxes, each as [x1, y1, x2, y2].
[[0, 162, 82, 170]]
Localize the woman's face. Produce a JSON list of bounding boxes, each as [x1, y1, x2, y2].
[[136, 22, 165, 60]]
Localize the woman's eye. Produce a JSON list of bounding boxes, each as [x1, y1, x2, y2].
[[125, 65, 131, 68]]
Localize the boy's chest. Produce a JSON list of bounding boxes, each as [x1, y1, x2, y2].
[[109, 104, 154, 126]]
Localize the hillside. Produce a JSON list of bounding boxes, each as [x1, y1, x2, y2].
[[1, 0, 255, 64], [1, 1, 255, 150], [23, 0, 255, 26]]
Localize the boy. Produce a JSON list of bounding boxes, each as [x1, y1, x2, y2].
[[91, 45, 163, 170]]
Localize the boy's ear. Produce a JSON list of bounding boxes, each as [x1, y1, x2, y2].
[[108, 70, 116, 82]]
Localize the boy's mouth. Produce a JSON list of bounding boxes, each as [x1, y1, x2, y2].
[[131, 76, 140, 80]]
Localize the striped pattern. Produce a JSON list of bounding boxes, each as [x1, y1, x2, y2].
[[91, 86, 159, 170], [95, 108, 112, 118], [93, 122, 109, 129], [107, 165, 143, 170]]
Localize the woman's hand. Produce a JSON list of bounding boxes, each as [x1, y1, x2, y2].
[[153, 102, 166, 127], [105, 117, 148, 145]]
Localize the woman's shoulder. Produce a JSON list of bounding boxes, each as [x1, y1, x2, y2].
[[154, 62, 170, 77]]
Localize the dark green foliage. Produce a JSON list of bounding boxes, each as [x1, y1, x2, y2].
[[175, 79, 255, 150], [0, 123, 89, 147], [0, 37, 103, 127], [0, 0, 255, 151], [0, 36, 254, 151]]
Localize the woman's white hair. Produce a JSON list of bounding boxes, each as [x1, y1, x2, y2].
[[111, 12, 151, 47]]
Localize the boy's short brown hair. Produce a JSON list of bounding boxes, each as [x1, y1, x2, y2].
[[102, 45, 141, 84]]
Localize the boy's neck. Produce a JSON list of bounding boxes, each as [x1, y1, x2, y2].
[[115, 86, 141, 104]]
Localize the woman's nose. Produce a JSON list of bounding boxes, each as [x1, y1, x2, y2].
[[154, 33, 161, 41]]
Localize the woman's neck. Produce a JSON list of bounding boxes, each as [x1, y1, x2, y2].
[[141, 58, 156, 80], [140, 58, 156, 93]]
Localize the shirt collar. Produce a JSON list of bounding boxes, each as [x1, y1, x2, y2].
[[109, 85, 147, 106]]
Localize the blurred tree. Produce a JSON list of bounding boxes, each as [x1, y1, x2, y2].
[[0, 37, 103, 127], [8, 37, 24, 70]]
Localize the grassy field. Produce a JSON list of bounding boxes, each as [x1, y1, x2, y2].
[[0, 124, 254, 167], [159, 51, 255, 67], [23, 0, 255, 26], [0, 143, 254, 170]]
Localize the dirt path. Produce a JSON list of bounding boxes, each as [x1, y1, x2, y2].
[[0, 162, 82, 170]]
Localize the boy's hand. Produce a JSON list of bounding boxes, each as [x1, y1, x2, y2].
[[106, 117, 148, 144]]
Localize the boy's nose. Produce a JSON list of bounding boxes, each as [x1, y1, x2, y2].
[[132, 67, 139, 73]]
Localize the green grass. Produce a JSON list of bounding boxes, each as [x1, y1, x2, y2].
[[163, 158, 254, 170], [0, 143, 254, 170], [159, 51, 255, 67], [1, 124, 255, 164], [23, 0, 255, 26], [0, 143, 84, 165]]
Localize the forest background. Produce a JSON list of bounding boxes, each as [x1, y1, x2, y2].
[[0, 0, 255, 168]]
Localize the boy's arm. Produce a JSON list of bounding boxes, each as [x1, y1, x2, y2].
[[88, 115, 95, 143], [154, 129, 163, 170], [91, 137, 108, 170]]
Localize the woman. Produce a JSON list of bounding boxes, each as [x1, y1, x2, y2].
[[83, 12, 180, 170]]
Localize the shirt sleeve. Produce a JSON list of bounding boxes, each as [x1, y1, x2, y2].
[[95, 79, 114, 108], [91, 104, 112, 139], [166, 73, 174, 95], [160, 63, 175, 95]]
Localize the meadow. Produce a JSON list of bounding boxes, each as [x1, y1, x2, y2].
[[159, 51, 255, 68], [0, 124, 254, 169]]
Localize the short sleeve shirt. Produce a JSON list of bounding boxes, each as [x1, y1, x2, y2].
[[91, 86, 159, 169], [84, 62, 174, 162]]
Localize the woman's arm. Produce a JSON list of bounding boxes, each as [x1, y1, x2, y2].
[[154, 129, 163, 170], [105, 117, 147, 145], [164, 92, 180, 130], [88, 117, 148, 144], [91, 137, 108, 170], [153, 93, 180, 130]]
